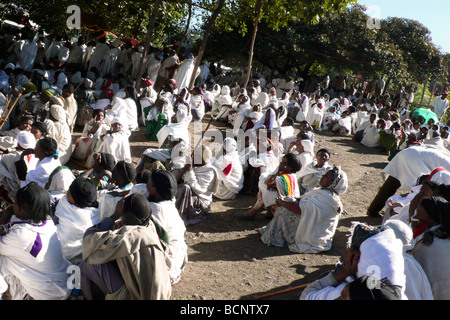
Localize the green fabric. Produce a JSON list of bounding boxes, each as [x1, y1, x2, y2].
[[145, 113, 168, 141], [379, 131, 398, 152], [351, 224, 390, 249]]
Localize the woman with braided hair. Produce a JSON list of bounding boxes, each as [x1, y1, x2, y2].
[[260, 165, 348, 253]]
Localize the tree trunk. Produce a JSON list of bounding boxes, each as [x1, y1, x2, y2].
[[135, 0, 163, 90], [188, 0, 226, 90], [420, 77, 428, 106], [427, 80, 437, 107], [176, 2, 193, 55], [242, 0, 262, 89]]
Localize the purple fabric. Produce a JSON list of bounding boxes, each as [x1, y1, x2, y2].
[[30, 233, 43, 258]]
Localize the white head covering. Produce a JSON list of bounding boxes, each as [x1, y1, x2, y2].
[[357, 228, 406, 296], [223, 137, 237, 154], [50, 104, 67, 122], [47, 167, 76, 194], [300, 139, 314, 154], [384, 220, 414, 252], [328, 166, 348, 195], [17, 131, 36, 149], [112, 116, 123, 125]]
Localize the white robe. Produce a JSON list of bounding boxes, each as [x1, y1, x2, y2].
[[361, 125, 381, 148], [22, 156, 61, 189], [0, 218, 71, 300], [210, 151, 244, 200], [19, 40, 37, 72], [55, 195, 101, 264], [411, 228, 450, 300], [149, 200, 188, 282], [44, 119, 73, 165], [88, 43, 110, 71], [290, 188, 342, 254], [96, 130, 132, 163], [383, 145, 450, 191], [174, 58, 195, 90], [123, 97, 140, 132]]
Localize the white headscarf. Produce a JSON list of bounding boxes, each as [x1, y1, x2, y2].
[[300, 139, 314, 154], [50, 104, 68, 122], [223, 137, 238, 154], [17, 131, 36, 149]]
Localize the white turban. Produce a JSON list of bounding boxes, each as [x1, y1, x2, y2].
[[223, 137, 237, 154], [17, 131, 36, 150], [50, 104, 67, 122]]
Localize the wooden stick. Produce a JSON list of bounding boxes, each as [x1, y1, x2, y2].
[[0, 89, 24, 131], [255, 282, 311, 300], [73, 81, 84, 93], [69, 157, 90, 169]]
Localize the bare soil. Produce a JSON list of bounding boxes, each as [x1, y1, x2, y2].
[[71, 115, 390, 301]]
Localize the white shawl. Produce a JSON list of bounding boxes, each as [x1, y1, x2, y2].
[[55, 196, 100, 264]]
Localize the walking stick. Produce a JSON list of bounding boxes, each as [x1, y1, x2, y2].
[[0, 88, 24, 131], [255, 282, 312, 300]]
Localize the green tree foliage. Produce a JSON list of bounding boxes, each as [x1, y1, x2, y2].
[[202, 4, 447, 88]]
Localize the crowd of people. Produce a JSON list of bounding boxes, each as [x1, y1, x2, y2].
[[0, 24, 449, 301]]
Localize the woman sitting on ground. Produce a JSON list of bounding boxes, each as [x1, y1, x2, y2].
[[260, 166, 348, 253], [0, 182, 72, 300]]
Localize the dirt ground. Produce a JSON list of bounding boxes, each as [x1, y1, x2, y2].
[[71, 115, 392, 301]]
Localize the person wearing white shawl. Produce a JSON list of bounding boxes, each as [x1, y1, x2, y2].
[[103, 95, 129, 130], [361, 118, 384, 148], [72, 109, 110, 166], [43, 100, 72, 165], [211, 137, 244, 200], [410, 196, 450, 300], [61, 84, 78, 132], [0, 116, 34, 150], [230, 95, 253, 136], [51, 71, 68, 94], [300, 222, 404, 300], [0, 182, 72, 300], [190, 86, 205, 122], [46, 165, 76, 206], [294, 92, 310, 123], [287, 138, 314, 173], [53, 177, 100, 265], [17, 137, 61, 189], [297, 148, 333, 195], [210, 85, 232, 117], [0, 131, 38, 202], [96, 117, 132, 163], [384, 220, 434, 300], [252, 106, 278, 131], [306, 96, 325, 130], [214, 90, 244, 123], [251, 91, 269, 109], [174, 49, 196, 90], [101, 40, 120, 76], [175, 145, 218, 226], [239, 137, 280, 219], [381, 167, 450, 225], [136, 170, 188, 285], [123, 86, 140, 132], [260, 166, 348, 254]]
